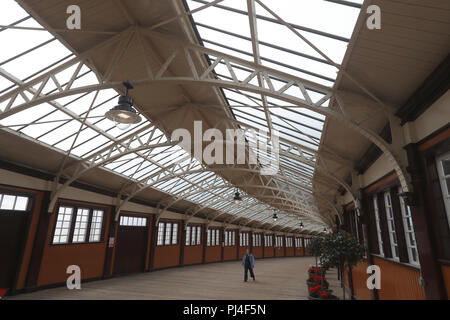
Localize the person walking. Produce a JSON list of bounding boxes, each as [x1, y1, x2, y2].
[[242, 248, 255, 282]]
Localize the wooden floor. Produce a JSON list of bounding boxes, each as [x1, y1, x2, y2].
[[9, 257, 344, 300]]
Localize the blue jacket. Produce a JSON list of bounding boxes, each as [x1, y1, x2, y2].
[[242, 253, 255, 268]]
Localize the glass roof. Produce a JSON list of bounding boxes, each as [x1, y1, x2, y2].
[[185, 0, 362, 224], [0, 0, 346, 232], [0, 0, 362, 232]]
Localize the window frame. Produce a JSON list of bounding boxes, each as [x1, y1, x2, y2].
[[0, 191, 32, 212], [207, 228, 220, 247], [436, 151, 450, 230], [185, 224, 202, 246], [398, 187, 420, 266], [372, 195, 385, 256], [52, 202, 107, 245], [384, 191, 399, 261], [157, 221, 179, 246]]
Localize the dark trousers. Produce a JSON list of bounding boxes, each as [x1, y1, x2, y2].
[[244, 266, 255, 281]]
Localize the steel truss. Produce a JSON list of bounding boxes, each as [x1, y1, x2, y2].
[[0, 0, 412, 235]]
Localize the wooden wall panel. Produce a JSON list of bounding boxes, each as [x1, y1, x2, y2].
[[286, 247, 294, 257], [252, 246, 263, 259], [349, 260, 372, 300], [37, 203, 111, 286], [373, 257, 426, 300], [239, 246, 249, 259], [275, 247, 284, 257], [264, 246, 274, 258], [295, 248, 303, 256], [153, 246, 181, 269], [441, 264, 450, 299], [183, 245, 203, 265], [223, 246, 237, 261], [205, 246, 221, 263], [14, 190, 44, 289]]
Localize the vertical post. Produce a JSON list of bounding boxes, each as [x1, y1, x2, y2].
[[221, 227, 225, 262], [25, 191, 51, 287], [404, 144, 447, 300], [179, 220, 185, 267], [236, 230, 240, 260], [202, 224, 207, 264], [149, 215, 158, 271], [144, 214, 152, 272]]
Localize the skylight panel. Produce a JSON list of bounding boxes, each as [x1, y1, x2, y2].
[[255, 0, 360, 39]]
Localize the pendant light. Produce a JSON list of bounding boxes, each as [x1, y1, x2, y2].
[[105, 81, 141, 130], [272, 213, 278, 222], [233, 187, 242, 204], [300, 221, 304, 229]]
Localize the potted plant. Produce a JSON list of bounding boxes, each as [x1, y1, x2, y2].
[[306, 266, 337, 300], [320, 231, 365, 300], [305, 236, 337, 300], [306, 236, 323, 269]]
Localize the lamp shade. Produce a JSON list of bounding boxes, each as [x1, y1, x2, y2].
[[105, 95, 141, 128], [233, 191, 242, 203]]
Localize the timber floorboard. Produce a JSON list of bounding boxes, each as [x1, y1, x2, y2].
[[9, 257, 343, 300]]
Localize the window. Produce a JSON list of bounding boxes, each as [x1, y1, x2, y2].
[[157, 222, 164, 245], [186, 225, 201, 246], [295, 238, 302, 248], [89, 210, 104, 242], [52, 204, 105, 244], [0, 193, 29, 211], [119, 215, 147, 227], [253, 234, 261, 246], [157, 222, 179, 246], [207, 229, 220, 246], [286, 237, 293, 247], [196, 226, 201, 245], [398, 187, 419, 265], [276, 236, 283, 247], [239, 232, 249, 246], [165, 223, 172, 245], [53, 206, 73, 244], [384, 192, 399, 260], [172, 223, 178, 245], [72, 208, 89, 243], [373, 195, 384, 256], [436, 152, 450, 229], [225, 230, 235, 246], [264, 235, 272, 246], [186, 226, 191, 245]]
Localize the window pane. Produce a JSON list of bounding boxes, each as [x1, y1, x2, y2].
[[443, 159, 450, 176], [53, 206, 73, 244], [89, 210, 103, 242], [14, 196, 29, 210], [163, 223, 171, 245], [1, 194, 15, 210], [72, 208, 89, 243], [172, 223, 178, 245], [186, 226, 191, 245], [157, 222, 164, 245], [191, 226, 196, 245]]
